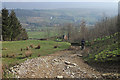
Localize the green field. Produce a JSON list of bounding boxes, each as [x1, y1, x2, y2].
[[27, 31, 58, 39], [2, 40, 70, 73], [27, 27, 61, 39]]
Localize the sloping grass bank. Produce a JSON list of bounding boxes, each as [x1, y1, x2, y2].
[[85, 32, 120, 62]]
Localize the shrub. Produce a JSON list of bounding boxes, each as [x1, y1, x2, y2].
[[54, 46, 58, 48]]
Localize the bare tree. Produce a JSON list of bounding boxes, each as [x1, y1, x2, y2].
[[79, 20, 89, 40]]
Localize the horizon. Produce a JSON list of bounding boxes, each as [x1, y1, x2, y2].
[[2, 2, 118, 10], [2, 0, 119, 2]]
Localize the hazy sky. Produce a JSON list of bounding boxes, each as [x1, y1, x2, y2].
[[2, 0, 119, 2]]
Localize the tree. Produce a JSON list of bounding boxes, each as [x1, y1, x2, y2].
[[80, 20, 88, 40], [16, 28, 28, 40], [0, 13, 2, 36], [9, 10, 21, 40], [2, 8, 11, 41], [0, 13, 2, 41], [2, 8, 28, 41]]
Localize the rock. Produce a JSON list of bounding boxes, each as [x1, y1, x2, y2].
[[10, 67, 13, 71], [45, 76, 48, 78], [64, 61, 71, 65], [53, 59, 58, 62], [87, 74, 92, 78], [32, 74, 35, 77], [102, 73, 111, 76], [64, 61, 77, 66], [77, 54, 83, 57], [56, 76, 63, 78], [71, 75, 74, 78], [95, 76, 98, 78], [71, 73, 75, 75], [92, 74, 95, 76], [67, 65, 74, 68], [72, 63, 77, 66], [83, 71, 87, 74], [13, 65, 19, 68], [92, 69, 95, 71]]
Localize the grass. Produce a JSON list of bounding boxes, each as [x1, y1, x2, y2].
[[2, 40, 70, 77], [27, 30, 59, 39], [84, 32, 120, 62]]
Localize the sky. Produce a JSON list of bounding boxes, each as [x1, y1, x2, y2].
[[1, 0, 119, 2]]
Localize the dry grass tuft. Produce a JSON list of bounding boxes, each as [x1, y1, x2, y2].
[[30, 44, 34, 48], [6, 54, 9, 58], [26, 46, 30, 50], [2, 54, 16, 58], [0, 54, 2, 58], [25, 50, 32, 57], [2, 48, 7, 50], [9, 54, 16, 58], [21, 48, 23, 51], [35, 44, 40, 49], [38, 54, 41, 57]]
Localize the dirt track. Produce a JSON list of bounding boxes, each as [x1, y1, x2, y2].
[[9, 50, 103, 78]]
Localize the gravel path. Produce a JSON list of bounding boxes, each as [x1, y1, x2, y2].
[[9, 50, 102, 78]]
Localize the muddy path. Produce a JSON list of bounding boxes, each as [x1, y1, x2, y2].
[[8, 49, 103, 78]]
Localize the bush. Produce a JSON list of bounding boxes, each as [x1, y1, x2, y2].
[[54, 46, 58, 48]]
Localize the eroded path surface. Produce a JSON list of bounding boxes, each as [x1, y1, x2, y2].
[[9, 50, 102, 78]]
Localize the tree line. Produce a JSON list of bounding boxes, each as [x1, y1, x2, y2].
[[57, 15, 118, 43], [2, 8, 28, 41]]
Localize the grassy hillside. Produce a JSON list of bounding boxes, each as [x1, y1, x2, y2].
[[84, 32, 120, 62], [2, 40, 70, 77]]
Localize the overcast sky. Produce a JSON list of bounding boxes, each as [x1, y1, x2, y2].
[[1, 0, 119, 2]]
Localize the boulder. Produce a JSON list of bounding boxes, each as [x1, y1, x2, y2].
[[56, 76, 63, 78]]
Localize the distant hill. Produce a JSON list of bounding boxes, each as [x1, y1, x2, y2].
[[2, 2, 118, 31], [6, 8, 117, 31]]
